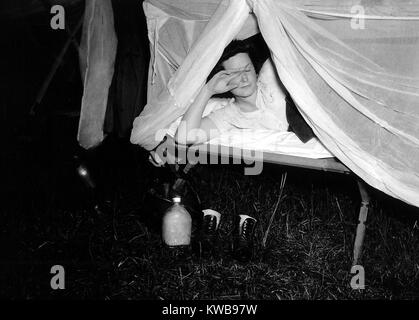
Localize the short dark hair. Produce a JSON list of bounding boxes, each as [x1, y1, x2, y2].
[[208, 35, 269, 82], [220, 40, 254, 66], [208, 40, 255, 81]]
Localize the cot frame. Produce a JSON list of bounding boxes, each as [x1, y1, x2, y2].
[[171, 141, 370, 266]]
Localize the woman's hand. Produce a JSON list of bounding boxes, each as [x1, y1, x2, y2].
[[175, 68, 247, 145], [206, 69, 246, 95]]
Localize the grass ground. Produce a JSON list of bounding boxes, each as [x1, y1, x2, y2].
[[2, 126, 419, 300]]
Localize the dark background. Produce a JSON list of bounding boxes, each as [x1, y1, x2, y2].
[[1, 0, 153, 298]]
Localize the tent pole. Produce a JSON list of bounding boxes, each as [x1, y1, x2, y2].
[[352, 179, 370, 266], [29, 14, 83, 115]]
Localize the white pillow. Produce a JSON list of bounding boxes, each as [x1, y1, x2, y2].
[[257, 58, 289, 129]]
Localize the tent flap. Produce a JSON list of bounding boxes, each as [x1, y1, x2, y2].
[[78, 0, 117, 149]]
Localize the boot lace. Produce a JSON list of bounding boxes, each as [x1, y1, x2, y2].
[[204, 216, 217, 235]]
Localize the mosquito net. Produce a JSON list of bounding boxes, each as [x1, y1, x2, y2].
[[129, 0, 419, 208], [78, 0, 117, 149]]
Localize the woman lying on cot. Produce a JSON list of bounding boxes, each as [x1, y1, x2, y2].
[[175, 39, 314, 146], [172, 40, 314, 262]]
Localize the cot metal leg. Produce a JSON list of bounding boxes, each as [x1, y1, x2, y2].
[[352, 179, 370, 266]]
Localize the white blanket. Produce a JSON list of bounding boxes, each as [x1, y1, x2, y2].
[[205, 128, 333, 159]]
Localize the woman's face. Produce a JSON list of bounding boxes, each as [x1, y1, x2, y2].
[[222, 52, 257, 98]]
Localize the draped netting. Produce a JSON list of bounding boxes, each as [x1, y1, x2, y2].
[[78, 0, 117, 149], [77, 0, 118, 149], [130, 0, 419, 208]]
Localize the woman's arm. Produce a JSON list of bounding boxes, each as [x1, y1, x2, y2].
[[175, 84, 213, 145], [175, 70, 242, 145]]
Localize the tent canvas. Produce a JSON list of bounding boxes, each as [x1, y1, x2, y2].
[[129, 0, 419, 209]]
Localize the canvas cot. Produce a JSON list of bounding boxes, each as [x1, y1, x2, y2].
[[129, 0, 419, 209]]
